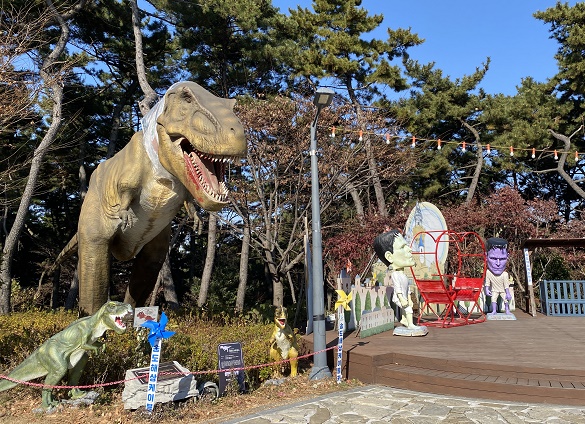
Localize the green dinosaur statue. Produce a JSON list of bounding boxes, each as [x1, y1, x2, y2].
[[0, 301, 133, 409], [51, 81, 246, 315]]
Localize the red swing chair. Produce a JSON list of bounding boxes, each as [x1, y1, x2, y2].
[[409, 230, 487, 327]]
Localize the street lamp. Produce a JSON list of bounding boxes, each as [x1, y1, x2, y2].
[[309, 87, 334, 380]]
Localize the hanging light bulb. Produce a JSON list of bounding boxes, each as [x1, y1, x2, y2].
[[411, 135, 416, 148], [576, 151, 579, 161], [437, 139, 442, 150], [554, 149, 559, 160], [486, 144, 491, 155], [330, 126, 336, 138], [358, 130, 363, 141], [385, 133, 390, 144], [510, 146, 514, 156], [462, 141, 466, 152], [532, 148, 536, 159]]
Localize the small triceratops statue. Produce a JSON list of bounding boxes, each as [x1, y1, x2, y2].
[[0, 301, 133, 409], [269, 305, 299, 378]]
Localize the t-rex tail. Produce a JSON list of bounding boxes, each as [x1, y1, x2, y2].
[[0, 354, 47, 392], [38, 233, 79, 287]]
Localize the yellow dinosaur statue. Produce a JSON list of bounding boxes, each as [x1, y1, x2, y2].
[[269, 306, 299, 378]]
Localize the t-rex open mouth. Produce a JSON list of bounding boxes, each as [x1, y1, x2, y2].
[[113, 315, 127, 330], [179, 138, 240, 203]]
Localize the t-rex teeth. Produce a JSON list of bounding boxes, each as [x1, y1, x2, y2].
[[187, 150, 231, 201], [190, 148, 242, 165]]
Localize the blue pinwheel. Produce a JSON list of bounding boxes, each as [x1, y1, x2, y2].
[[140, 311, 175, 347]]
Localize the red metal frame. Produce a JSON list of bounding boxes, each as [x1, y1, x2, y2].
[[410, 230, 487, 327]]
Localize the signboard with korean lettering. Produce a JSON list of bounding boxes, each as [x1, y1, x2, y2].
[[217, 342, 245, 396]]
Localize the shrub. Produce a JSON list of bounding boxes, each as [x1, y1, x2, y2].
[[0, 308, 288, 400]]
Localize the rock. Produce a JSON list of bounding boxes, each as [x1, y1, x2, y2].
[[122, 361, 199, 410], [61, 390, 100, 406]]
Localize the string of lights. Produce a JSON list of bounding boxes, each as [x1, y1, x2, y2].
[[325, 125, 580, 161]]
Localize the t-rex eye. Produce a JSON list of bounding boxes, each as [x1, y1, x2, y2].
[[192, 112, 214, 134]]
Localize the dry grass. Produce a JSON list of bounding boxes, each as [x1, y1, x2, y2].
[[0, 372, 364, 423]]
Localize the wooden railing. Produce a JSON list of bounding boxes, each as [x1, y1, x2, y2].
[[541, 280, 585, 316]]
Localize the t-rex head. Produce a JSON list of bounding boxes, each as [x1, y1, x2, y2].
[[144, 81, 246, 211], [274, 305, 288, 330], [97, 301, 134, 335]]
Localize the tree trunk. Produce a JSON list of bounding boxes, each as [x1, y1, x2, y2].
[[348, 182, 364, 218], [1, 184, 7, 241], [547, 128, 585, 199], [272, 275, 284, 306], [235, 218, 250, 313], [0, 0, 77, 313], [106, 100, 126, 159], [198, 213, 217, 307], [345, 82, 387, 216], [162, 261, 180, 309], [261, 235, 284, 306], [286, 271, 296, 303], [150, 254, 179, 309], [50, 267, 61, 309], [130, 0, 158, 114], [65, 266, 79, 310], [461, 120, 483, 204], [337, 175, 364, 218], [365, 135, 388, 216]]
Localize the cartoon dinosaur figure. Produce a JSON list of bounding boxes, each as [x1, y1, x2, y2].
[[269, 306, 299, 377], [50, 81, 246, 315], [137, 311, 155, 321], [0, 301, 133, 408]]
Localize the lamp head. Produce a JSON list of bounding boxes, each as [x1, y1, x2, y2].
[[313, 88, 334, 108]]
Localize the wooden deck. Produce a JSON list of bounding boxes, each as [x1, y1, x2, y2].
[[302, 312, 585, 406]]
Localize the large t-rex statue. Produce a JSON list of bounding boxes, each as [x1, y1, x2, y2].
[[54, 81, 246, 315], [0, 301, 133, 408]]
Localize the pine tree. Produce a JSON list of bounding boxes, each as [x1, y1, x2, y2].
[[276, 0, 422, 216], [387, 59, 497, 203]]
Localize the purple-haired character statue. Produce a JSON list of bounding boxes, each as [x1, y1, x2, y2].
[[484, 237, 513, 315]]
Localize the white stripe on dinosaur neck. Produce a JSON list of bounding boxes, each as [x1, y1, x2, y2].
[[140, 83, 184, 185]]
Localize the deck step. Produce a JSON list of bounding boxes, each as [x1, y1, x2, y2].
[[377, 362, 585, 406], [388, 353, 585, 379]]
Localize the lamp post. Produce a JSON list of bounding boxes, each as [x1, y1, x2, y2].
[[309, 87, 334, 380]]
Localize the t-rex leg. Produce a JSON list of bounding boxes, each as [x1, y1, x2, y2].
[[289, 347, 299, 377], [269, 344, 282, 377], [37, 349, 68, 408], [77, 239, 111, 316], [67, 352, 89, 399], [125, 225, 171, 307]]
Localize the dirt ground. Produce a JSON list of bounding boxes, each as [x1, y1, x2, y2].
[[0, 373, 364, 423]]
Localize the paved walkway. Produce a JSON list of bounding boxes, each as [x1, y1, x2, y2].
[[224, 385, 585, 423]]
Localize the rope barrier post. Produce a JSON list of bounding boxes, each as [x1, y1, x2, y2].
[[145, 337, 162, 412], [336, 306, 344, 383], [334, 289, 352, 383], [140, 311, 175, 413]]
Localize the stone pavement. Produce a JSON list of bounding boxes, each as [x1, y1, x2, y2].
[[223, 385, 585, 423]]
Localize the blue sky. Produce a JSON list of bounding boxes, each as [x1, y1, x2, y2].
[[273, 1, 576, 96]]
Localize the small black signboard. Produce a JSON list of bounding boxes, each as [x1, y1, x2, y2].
[[217, 342, 245, 396], [132, 361, 182, 384]]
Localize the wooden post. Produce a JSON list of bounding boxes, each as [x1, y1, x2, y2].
[[523, 248, 536, 317]]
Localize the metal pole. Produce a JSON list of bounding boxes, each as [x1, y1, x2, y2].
[[309, 106, 332, 380]]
